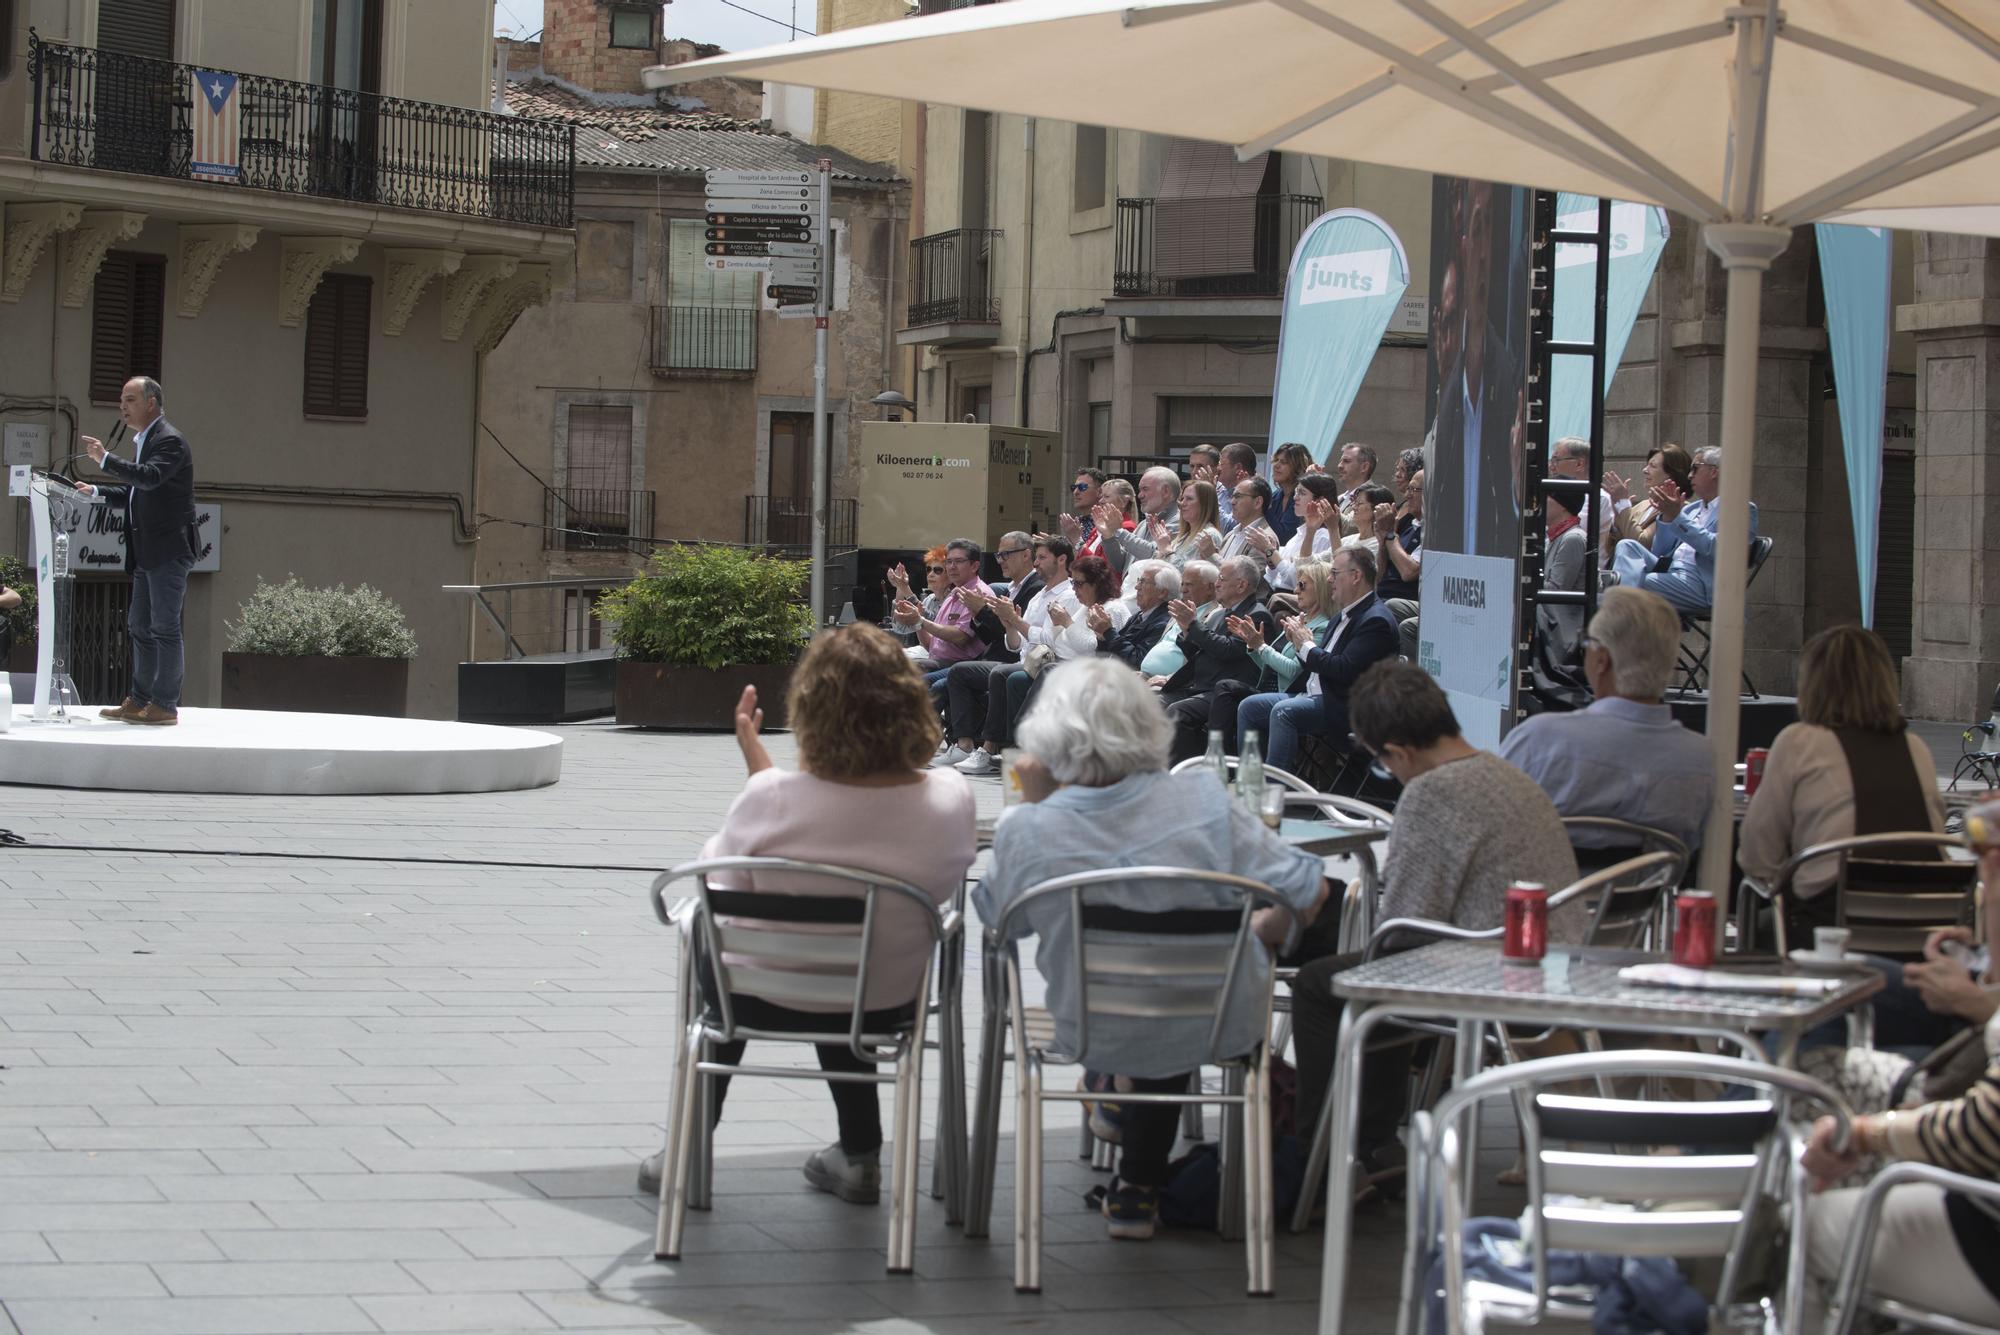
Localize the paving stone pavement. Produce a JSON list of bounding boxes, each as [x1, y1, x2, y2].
[[0, 722, 1473, 1335]]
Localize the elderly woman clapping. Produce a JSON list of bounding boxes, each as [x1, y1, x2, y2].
[[972, 657, 1329, 1241]]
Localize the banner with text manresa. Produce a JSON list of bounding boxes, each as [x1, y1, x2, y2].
[[1549, 195, 1669, 444], [1814, 222, 1892, 628], [1267, 208, 1409, 467]]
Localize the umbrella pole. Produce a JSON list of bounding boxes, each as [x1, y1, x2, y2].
[[1696, 223, 1791, 939]]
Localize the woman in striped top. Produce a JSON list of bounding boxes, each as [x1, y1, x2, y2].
[[1800, 798, 2000, 1326]]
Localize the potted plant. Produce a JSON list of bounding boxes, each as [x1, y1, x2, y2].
[[598, 544, 814, 729], [221, 577, 418, 716], [0, 554, 35, 673]]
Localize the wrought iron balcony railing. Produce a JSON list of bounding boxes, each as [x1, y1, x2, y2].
[[744, 495, 858, 551], [907, 228, 1001, 327], [651, 305, 756, 375], [27, 32, 574, 228], [546, 488, 656, 554], [1114, 194, 1323, 299]]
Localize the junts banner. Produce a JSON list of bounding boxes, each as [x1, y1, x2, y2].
[[1548, 194, 1669, 444], [1814, 222, 1892, 629], [1267, 208, 1410, 468]]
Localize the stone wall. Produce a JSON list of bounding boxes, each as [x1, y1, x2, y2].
[[541, 0, 662, 94]]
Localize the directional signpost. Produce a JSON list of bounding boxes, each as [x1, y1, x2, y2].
[[705, 163, 837, 618]]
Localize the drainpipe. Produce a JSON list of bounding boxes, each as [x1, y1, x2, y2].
[[1016, 116, 1035, 428]]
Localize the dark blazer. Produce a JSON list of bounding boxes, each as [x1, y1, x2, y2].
[[1161, 595, 1278, 701], [969, 571, 1042, 664], [1290, 592, 1400, 700], [97, 417, 197, 573], [1100, 601, 1170, 670]]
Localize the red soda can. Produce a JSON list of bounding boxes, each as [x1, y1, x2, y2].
[[1502, 882, 1549, 964], [1674, 891, 1718, 969], [1744, 748, 1770, 797]]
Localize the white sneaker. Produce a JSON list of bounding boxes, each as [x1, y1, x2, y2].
[[954, 749, 998, 776], [933, 745, 972, 768]]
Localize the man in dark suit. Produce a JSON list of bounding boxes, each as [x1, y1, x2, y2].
[[1234, 546, 1401, 774], [79, 376, 197, 726], [1096, 560, 1174, 670], [1160, 555, 1279, 759]]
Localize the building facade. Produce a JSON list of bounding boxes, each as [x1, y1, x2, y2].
[[0, 0, 574, 717]]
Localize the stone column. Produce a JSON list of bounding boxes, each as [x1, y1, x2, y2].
[[1898, 232, 2000, 721]]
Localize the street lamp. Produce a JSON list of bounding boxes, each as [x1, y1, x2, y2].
[[871, 389, 913, 421]]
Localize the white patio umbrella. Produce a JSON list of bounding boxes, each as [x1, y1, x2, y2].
[[649, 0, 2000, 957]]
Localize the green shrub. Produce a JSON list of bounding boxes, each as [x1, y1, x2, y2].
[[226, 578, 418, 658], [0, 554, 34, 652], [596, 545, 813, 669]]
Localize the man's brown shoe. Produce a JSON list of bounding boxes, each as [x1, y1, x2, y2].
[[124, 704, 178, 726], [99, 697, 143, 720]]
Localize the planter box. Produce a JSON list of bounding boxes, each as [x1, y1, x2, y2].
[[221, 652, 410, 717], [615, 661, 793, 730]]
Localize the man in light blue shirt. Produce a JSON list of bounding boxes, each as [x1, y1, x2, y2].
[[1500, 586, 1713, 858], [1139, 559, 1217, 681], [1609, 445, 1756, 613]]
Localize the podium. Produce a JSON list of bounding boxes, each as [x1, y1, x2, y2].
[[11, 468, 97, 722]]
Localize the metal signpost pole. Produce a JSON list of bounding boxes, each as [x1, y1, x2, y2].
[[811, 158, 831, 624]]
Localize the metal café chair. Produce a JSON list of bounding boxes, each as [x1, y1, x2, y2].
[[1822, 1161, 2000, 1335], [984, 866, 1304, 1295], [1734, 831, 1977, 959], [1290, 852, 1683, 1233], [648, 856, 959, 1274], [1407, 1049, 1851, 1335]]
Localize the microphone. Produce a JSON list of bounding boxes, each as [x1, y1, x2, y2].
[[55, 419, 122, 483]]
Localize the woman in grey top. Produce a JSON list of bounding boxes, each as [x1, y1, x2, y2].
[[973, 656, 1329, 1239], [1289, 661, 1580, 1196]]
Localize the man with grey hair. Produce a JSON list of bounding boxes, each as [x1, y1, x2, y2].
[[1499, 586, 1714, 859], [1548, 435, 1615, 542], [1158, 555, 1274, 708], [973, 655, 1330, 1240], [1608, 445, 1756, 613], [1140, 558, 1217, 680], [78, 376, 198, 725], [1098, 560, 1176, 670], [1100, 466, 1182, 579]]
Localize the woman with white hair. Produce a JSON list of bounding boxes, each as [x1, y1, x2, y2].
[[972, 657, 1330, 1241]]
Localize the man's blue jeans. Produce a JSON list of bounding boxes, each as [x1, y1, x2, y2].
[[1610, 539, 1709, 612], [1234, 691, 1339, 775], [128, 557, 192, 712]]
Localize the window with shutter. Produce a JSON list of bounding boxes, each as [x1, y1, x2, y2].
[[303, 274, 371, 419], [89, 251, 166, 406], [96, 0, 176, 59]]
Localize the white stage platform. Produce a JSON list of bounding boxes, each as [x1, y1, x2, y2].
[[0, 706, 563, 795]]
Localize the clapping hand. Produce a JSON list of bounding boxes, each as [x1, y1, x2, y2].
[[892, 597, 922, 627], [1226, 613, 1265, 651], [1243, 524, 1279, 555], [1047, 602, 1073, 629], [1093, 501, 1123, 534], [1604, 469, 1630, 505], [733, 684, 773, 775], [959, 586, 989, 615], [1058, 512, 1084, 544], [1085, 603, 1112, 634], [1304, 497, 1337, 532], [887, 563, 914, 598], [1649, 482, 1685, 523], [1194, 530, 1218, 559], [1190, 459, 1217, 484], [1281, 614, 1314, 651], [1168, 597, 1197, 630], [1372, 502, 1396, 536]]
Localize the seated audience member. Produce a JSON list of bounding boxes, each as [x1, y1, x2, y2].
[[924, 531, 1039, 720], [1187, 443, 1221, 486], [1099, 560, 1176, 669], [1139, 560, 1218, 681], [1608, 445, 1756, 613], [1739, 623, 1946, 943], [1101, 467, 1182, 580], [1378, 469, 1423, 656], [1156, 480, 1223, 570], [1602, 443, 1693, 565], [1390, 447, 1424, 501], [1214, 443, 1258, 534], [1796, 798, 2000, 1331], [1536, 490, 1589, 665], [1234, 547, 1400, 776], [1209, 559, 1334, 753], [1290, 662, 1581, 1192], [1268, 442, 1312, 546], [1257, 473, 1341, 593], [1548, 436, 1616, 543], [1066, 468, 1111, 558], [892, 539, 992, 674], [1499, 587, 1712, 861], [1218, 475, 1277, 562], [973, 656, 1330, 1240], [1341, 483, 1397, 558], [943, 535, 1079, 775], [1159, 555, 1278, 757], [637, 625, 976, 1202], [986, 554, 1128, 759], [1333, 442, 1378, 517]]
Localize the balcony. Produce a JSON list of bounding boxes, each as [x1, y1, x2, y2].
[[744, 495, 858, 552], [26, 34, 574, 229], [898, 228, 1002, 348], [1112, 194, 1322, 318], [545, 488, 656, 555], [650, 306, 756, 377]]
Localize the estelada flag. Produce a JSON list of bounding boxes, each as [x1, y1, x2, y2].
[[191, 69, 240, 182]]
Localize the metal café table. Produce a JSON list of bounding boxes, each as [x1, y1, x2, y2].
[[958, 818, 1387, 1239], [1314, 938, 1883, 1335]]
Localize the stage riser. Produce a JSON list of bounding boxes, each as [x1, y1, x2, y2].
[[1666, 693, 1800, 759], [459, 652, 614, 724]]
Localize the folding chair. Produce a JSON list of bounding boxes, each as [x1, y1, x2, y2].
[[1735, 831, 1977, 959], [1409, 1049, 1851, 1335], [987, 866, 1303, 1295], [1673, 535, 1773, 696], [1822, 1161, 2000, 1335], [649, 856, 959, 1274]]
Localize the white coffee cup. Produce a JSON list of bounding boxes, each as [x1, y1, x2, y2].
[[1813, 926, 1852, 960]]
